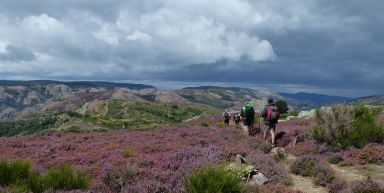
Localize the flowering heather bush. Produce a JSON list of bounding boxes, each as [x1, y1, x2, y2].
[[259, 142, 273, 154], [101, 163, 138, 192], [247, 153, 292, 186], [0, 116, 297, 193], [243, 184, 302, 193], [337, 143, 384, 165], [285, 140, 318, 156], [327, 178, 348, 193], [291, 155, 335, 186], [328, 155, 344, 164], [351, 177, 384, 193]]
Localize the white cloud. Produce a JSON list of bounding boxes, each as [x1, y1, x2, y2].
[[0, 0, 382, 96], [0, 1, 276, 77]]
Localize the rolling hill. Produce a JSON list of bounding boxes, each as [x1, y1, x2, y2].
[[349, 95, 384, 106], [279, 92, 351, 105], [0, 80, 360, 136]]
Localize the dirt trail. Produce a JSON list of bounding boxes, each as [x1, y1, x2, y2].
[[283, 153, 384, 193], [103, 99, 109, 117], [330, 163, 384, 184], [329, 164, 365, 182], [282, 154, 328, 193]]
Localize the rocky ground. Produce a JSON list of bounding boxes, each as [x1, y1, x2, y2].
[[0, 115, 383, 192]]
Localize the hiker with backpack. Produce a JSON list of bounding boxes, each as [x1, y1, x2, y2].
[[240, 102, 255, 135], [233, 111, 241, 125], [223, 109, 230, 126], [261, 99, 279, 145]]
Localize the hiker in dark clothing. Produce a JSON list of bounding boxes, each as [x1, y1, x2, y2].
[[233, 111, 241, 125], [223, 109, 230, 126], [261, 99, 279, 144], [241, 102, 255, 135]]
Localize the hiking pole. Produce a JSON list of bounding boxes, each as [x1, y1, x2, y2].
[[258, 114, 261, 134]]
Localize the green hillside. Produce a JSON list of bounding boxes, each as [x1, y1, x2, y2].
[[0, 100, 219, 136], [85, 100, 219, 129]]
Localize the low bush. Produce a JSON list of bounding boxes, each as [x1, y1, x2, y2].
[[123, 147, 134, 158], [273, 148, 286, 162], [291, 155, 317, 177], [0, 160, 90, 193], [328, 155, 343, 164], [339, 144, 384, 165], [184, 165, 242, 193], [259, 143, 273, 154], [313, 105, 384, 148], [200, 122, 210, 127], [44, 164, 90, 190], [102, 163, 138, 193], [25, 172, 45, 193], [218, 122, 226, 128], [247, 153, 292, 186], [291, 155, 334, 186], [0, 160, 32, 186], [243, 184, 300, 193], [66, 125, 84, 133], [351, 177, 384, 193], [327, 178, 347, 193]]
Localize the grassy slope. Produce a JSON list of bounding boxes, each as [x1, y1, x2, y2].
[[0, 100, 219, 136], [87, 100, 219, 129]]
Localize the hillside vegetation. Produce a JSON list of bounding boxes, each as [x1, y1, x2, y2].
[[84, 100, 219, 129], [0, 100, 218, 136]]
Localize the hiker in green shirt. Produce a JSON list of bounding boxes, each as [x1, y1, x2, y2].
[[240, 102, 255, 135]]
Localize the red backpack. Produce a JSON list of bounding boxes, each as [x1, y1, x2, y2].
[[266, 106, 279, 122]]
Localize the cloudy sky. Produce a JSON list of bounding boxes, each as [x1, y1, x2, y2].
[[0, 0, 383, 97]]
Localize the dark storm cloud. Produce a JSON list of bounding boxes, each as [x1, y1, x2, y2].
[[0, 45, 36, 62], [0, 0, 383, 96]]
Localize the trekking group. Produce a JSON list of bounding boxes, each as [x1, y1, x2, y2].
[[222, 99, 280, 145]]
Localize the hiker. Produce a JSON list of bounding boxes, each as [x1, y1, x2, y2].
[[233, 111, 241, 125], [261, 99, 280, 145], [240, 102, 255, 135], [223, 109, 230, 126]]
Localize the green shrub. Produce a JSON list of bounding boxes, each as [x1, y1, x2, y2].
[[102, 163, 138, 193], [67, 126, 84, 133], [275, 100, 289, 114], [259, 143, 273, 154], [200, 122, 210, 127], [328, 155, 343, 164], [44, 164, 90, 190], [351, 177, 384, 193], [291, 155, 335, 186], [184, 165, 242, 193], [0, 160, 32, 186], [291, 156, 317, 177], [0, 160, 90, 193], [25, 172, 45, 193], [123, 147, 134, 158], [313, 104, 384, 148]]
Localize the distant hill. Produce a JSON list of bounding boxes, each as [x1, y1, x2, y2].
[[349, 95, 384, 106], [0, 80, 155, 90], [280, 92, 351, 105], [0, 80, 368, 136]]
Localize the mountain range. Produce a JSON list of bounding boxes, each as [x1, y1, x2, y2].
[[0, 80, 382, 136]]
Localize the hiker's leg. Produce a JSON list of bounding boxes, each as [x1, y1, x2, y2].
[[270, 125, 276, 144], [263, 124, 268, 141], [244, 125, 249, 135]]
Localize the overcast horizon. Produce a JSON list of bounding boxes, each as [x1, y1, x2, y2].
[[0, 0, 383, 97]]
